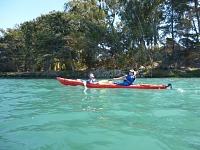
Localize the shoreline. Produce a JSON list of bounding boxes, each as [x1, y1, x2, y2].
[[0, 68, 200, 78]]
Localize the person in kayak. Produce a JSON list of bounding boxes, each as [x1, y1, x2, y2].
[[113, 69, 136, 86], [87, 73, 96, 84]]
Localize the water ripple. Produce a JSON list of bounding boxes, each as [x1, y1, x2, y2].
[[1, 78, 200, 150]]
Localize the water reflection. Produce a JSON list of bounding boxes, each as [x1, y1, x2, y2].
[[83, 88, 110, 95]]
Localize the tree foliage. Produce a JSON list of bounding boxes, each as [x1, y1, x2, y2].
[[0, 0, 199, 72]]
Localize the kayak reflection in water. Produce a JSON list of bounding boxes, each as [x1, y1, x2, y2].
[[113, 69, 136, 86]]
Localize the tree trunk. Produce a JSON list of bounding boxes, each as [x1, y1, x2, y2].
[[194, 0, 200, 41], [171, 0, 176, 68], [67, 48, 75, 71]]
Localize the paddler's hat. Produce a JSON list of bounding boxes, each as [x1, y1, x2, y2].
[[89, 73, 94, 78], [129, 69, 134, 73]]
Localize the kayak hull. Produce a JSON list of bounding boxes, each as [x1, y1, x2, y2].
[[57, 77, 169, 89]]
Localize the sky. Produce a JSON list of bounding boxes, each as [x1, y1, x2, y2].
[[0, 0, 69, 30]]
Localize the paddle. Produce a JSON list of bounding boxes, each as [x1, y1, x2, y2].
[[167, 83, 172, 89]]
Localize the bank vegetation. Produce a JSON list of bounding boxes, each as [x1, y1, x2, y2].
[[0, 0, 199, 77]]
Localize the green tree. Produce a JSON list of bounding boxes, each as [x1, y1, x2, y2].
[[120, 0, 165, 68], [0, 28, 24, 72], [64, 0, 107, 69]]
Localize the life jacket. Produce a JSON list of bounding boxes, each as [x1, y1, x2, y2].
[[124, 75, 135, 85], [87, 77, 96, 84], [115, 75, 135, 86]]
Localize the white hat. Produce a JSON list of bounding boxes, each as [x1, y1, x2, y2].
[[129, 69, 134, 73], [89, 73, 94, 77]]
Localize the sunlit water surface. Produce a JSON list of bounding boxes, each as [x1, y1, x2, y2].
[[0, 78, 200, 150]]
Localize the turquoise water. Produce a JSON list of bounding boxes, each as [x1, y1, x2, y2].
[[0, 78, 200, 150]]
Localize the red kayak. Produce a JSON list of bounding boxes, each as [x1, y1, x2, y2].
[[57, 77, 172, 89]]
